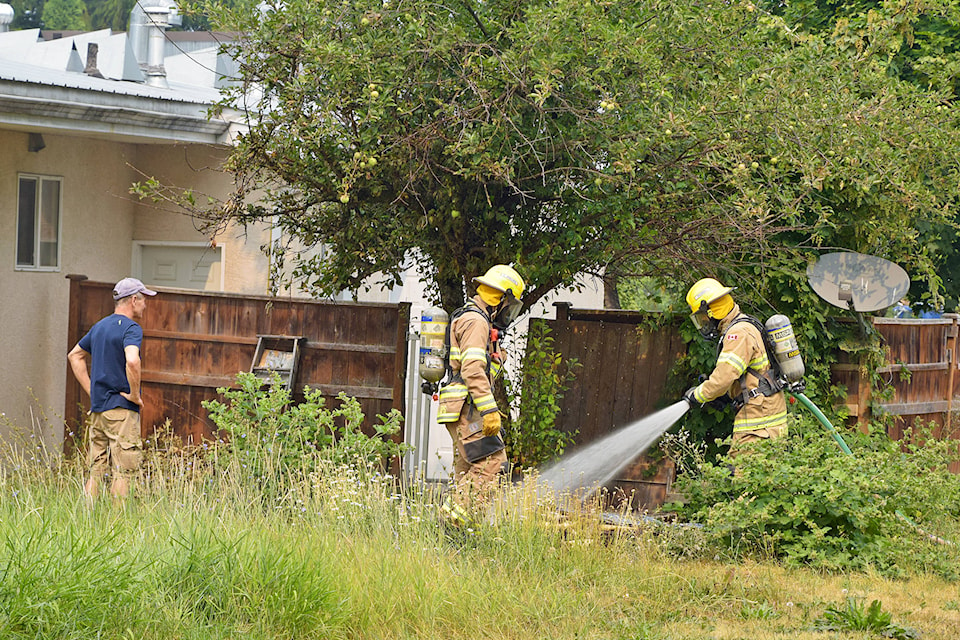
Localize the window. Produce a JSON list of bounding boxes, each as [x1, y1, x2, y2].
[[16, 174, 62, 270]]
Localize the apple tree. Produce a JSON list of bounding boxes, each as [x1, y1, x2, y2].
[[171, 0, 960, 313]]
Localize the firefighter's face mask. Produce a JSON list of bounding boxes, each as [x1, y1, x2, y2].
[[493, 291, 523, 330], [690, 306, 720, 341]]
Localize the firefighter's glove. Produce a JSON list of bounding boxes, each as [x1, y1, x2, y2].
[[481, 411, 502, 437], [683, 386, 699, 407]]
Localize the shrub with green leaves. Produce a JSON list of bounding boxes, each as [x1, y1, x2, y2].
[[504, 322, 580, 471], [671, 413, 960, 576], [202, 372, 407, 500]]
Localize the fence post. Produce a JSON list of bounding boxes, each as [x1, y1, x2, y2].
[[856, 318, 876, 433], [63, 274, 88, 457], [947, 314, 959, 432]]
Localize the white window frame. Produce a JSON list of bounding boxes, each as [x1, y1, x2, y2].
[[132, 240, 226, 291], [15, 173, 63, 272]]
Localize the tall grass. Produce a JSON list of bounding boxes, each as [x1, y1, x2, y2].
[[1, 424, 959, 639]]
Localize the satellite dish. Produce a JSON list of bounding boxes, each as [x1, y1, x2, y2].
[[807, 252, 910, 313]]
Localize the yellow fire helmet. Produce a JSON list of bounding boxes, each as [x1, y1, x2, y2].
[[686, 278, 736, 340], [685, 278, 735, 317], [473, 265, 525, 304], [473, 265, 526, 329]]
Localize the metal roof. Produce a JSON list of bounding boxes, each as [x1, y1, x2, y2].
[[0, 28, 247, 145]]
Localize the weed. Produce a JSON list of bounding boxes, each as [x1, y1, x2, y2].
[[503, 322, 580, 471], [202, 371, 409, 503], [812, 597, 919, 639], [739, 601, 779, 620], [672, 414, 960, 576]]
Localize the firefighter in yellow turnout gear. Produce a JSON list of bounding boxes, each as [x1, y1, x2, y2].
[[437, 265, 525, 526], [682, 278, 788, 455]]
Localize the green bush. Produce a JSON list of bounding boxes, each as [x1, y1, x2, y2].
[[202, 372, 407, 500], [671, 414, 960, 577], [504, 322, 580, 471]]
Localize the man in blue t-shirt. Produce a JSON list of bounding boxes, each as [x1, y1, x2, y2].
[[68, 277, 157, 499]]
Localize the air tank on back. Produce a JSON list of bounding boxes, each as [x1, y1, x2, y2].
[[418, 306, 449, 388], [765, 314, 805, 383]]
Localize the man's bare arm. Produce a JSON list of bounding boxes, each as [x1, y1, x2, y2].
[[122, 344, 143, 407], [67, 344, 91, 397]]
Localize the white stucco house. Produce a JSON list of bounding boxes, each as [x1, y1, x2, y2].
[[0, 2, 603, 467], [0, 3, 275, 451]]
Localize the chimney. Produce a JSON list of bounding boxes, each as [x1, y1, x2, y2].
[[84, 43, 105, 79], [143, 3, 172, 88]]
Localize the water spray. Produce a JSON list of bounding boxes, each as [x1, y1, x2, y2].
[[536, 401, 691, 500]]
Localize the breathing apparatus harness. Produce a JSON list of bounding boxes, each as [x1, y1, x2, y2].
[[720, 314, 806, 411], [448, 299, 502, 379]]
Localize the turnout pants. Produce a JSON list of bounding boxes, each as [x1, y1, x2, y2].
[[445, 403, 507, 511]]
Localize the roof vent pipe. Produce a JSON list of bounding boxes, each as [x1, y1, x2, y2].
[[128, 3, 148, 69], [84, 43, 105, 78], [0, 3, 14, 33], [143, 3, 171, 88]]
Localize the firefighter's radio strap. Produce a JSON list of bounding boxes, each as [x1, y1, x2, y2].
[[724, 315, 785, 411]]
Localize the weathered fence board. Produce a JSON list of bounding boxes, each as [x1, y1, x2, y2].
[[535, 303, 687, 509], [830, 314, 960, 473], [64, 276, 409, 453]]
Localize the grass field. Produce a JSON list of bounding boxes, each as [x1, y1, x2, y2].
[[1, 441, 959, 640]]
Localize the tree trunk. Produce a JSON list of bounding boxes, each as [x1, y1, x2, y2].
[[603, 272, 621, 309]]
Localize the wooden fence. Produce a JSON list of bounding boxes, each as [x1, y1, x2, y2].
[[540, 306, 960, 507], [64, 276, 409, 452], [535, 303, 688, 509], [64, 279, 960, 488], [831, 315, 960, 473]]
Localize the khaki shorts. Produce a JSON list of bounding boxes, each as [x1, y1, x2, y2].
[[87, 408, 143, 476]]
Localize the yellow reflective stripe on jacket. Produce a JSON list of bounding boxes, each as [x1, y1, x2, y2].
[[693, 383, 709, 404], [733, 410, 788, 432], [490, 359, 503, 379], [438, 384, 468, 401], [748, 352, 770, 371], [473, 392, 497, 414], [460, 347, 488, 364], [437, 407, 461, 422], [717, 351, 746, 375]]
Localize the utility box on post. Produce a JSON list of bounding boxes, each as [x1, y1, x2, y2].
[[251, 335, 305, 391]]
